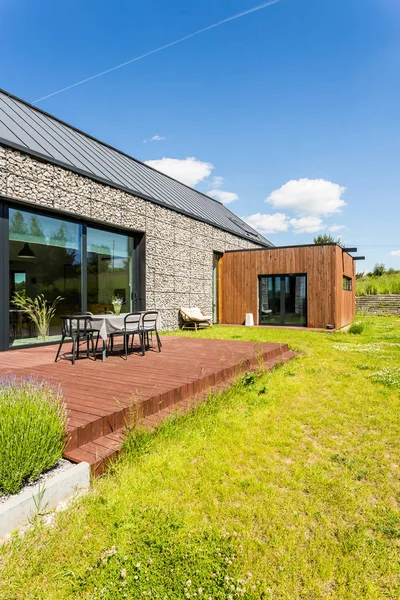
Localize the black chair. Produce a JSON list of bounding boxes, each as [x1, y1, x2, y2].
[[113, 313, 144, 359], [140, 311, 162, 353], [55, 316, 99, 365], [108, 312, 140, 355]]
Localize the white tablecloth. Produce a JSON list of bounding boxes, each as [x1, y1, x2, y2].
[[89, 313, 129, 341], [89, 312, 162, 341]]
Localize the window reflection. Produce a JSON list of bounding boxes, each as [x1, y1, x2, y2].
[[9, 208, 81, 346], [87, 227, 132, 314]]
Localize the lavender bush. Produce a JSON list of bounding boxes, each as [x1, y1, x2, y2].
[[0, 376, 68, 495]]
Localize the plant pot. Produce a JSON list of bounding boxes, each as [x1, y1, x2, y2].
[[36, 326, 49, 342]]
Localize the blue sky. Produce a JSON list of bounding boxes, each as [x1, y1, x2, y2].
[[1, 0, 399, 271]]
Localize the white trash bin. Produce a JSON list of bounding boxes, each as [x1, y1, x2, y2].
[[245, 313, 254, 327]]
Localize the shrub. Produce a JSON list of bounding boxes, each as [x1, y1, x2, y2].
[[0, 376, 68, 495], [348, 322, 365, 335]]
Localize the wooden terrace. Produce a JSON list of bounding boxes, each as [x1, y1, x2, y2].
[[0, 337, 294, 474]]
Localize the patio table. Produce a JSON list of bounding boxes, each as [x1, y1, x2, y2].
[[89, 312, 161, 360]]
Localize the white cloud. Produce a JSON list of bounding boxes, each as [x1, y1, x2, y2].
[[242, 212, 289, 234], [390, 250, 400, 256], [329, 224, 346, 232], [208, 189, 238, 205], [266, 178, 346, 216], [290, 216, 325, 234], [210, 176, 224, 189], [145, 157, 213, 187], [143, 135, 166, 143]]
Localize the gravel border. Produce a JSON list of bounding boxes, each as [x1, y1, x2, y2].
[[0, 459, 74, 504]]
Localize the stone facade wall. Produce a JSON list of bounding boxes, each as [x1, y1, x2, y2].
[[0, 146, 262, 329]]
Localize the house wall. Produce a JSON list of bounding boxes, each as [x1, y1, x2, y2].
[[0, 146, 261, 330], [219, 245, 356, 329], [335, 246, 356, 329]]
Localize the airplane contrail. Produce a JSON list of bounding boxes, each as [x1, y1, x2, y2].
[[33, 0, 281, 103]]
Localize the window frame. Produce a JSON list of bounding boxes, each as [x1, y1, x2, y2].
[[342, 276, 352, 292]]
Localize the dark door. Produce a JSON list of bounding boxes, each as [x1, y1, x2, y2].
[[212, 252, 222, 324], [259, 274, 307, 326]]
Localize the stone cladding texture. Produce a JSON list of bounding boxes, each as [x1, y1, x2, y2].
[[0, 147, 262, 329]]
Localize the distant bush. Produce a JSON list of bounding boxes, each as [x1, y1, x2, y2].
[[348, 322, 365, 335], [0, 377, 67, 495], [371, 263, 386, 277]]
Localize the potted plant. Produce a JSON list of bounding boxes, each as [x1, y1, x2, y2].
[[12, 293, 64, 342], [111, 296, 124, 316]]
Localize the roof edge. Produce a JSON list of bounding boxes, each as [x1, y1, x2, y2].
[[225, 243, 357, 256]]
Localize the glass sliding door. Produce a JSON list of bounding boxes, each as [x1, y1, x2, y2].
[[9, 207, 81, 347], [284, 275, 307, 325], [87, 227, 133, 314], [259, 275, 281, 324], [259, 274, 307, 326], [1, 201, 140, 351]]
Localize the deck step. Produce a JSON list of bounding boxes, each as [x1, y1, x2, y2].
[[64, 349, 296, 476]]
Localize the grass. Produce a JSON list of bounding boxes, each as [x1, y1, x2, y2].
[[0, 376, 67, 495], [1, 316, 400, 599], [356, 272, 400, 295]]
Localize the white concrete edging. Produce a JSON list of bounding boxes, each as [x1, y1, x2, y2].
[[0, 461, 90, 538]]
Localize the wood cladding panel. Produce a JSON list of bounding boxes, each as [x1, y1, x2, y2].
[[220, 245, 355, 329], [335, 247, 356, 329]]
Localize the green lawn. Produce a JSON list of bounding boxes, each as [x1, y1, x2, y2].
[[1, 316, 400, 599]]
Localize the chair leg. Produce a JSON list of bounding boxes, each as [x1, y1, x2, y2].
[[124, 334, 128, 360], [71, 338, 76, 365], [86, 335, 90, 358], [76, 336, 80, 360], [55, 335, 65, 362], [91, 334, 96, 361], [155, 331, 162, 352], [140, 331, 145, 356]]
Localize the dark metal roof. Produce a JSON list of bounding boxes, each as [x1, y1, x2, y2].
[[0, 88, 272, 247]]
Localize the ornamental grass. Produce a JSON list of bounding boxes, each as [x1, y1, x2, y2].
[[0, 376, 68, 495]]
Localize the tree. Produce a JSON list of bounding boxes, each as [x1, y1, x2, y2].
[[29, 216, 44, 239], [372, 263, 386, 277], [313, 234, 343, 247], [10, 210, 28, 235]]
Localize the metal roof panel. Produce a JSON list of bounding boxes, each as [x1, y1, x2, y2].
[[0, 89, 272, 247]]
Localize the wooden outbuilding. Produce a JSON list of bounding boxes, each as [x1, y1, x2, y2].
[[218, 244, 356, 330]]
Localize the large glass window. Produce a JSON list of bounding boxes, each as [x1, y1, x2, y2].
[[9, 208, 81, 347], [4, 204, 139, 350], [87, 227, 133, 314]]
